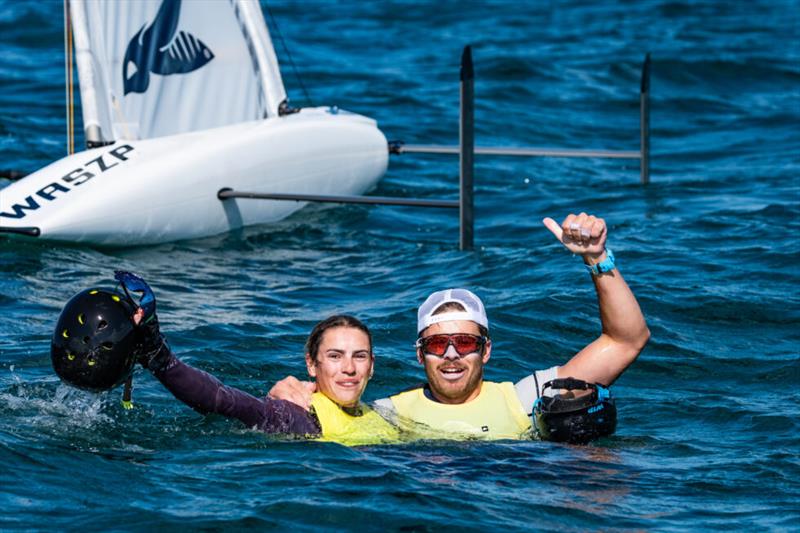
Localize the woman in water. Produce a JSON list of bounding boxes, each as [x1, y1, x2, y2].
[[124, 274, 398, 445]]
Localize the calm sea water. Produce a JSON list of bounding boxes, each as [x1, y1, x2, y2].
[[2, 0, 799, 530]]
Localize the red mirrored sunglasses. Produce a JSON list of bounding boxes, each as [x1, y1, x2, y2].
[[415, 334, 487, 357]]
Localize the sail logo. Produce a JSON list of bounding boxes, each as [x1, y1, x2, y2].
[[123, 0, 214, 95], [0, 146, 134, 220]]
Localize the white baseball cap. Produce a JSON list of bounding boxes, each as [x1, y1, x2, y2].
[[417, 288, 489, 334]]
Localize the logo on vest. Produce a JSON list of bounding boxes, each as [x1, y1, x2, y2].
[[481, 426, 489, 432], [123, 0, 215, 95]]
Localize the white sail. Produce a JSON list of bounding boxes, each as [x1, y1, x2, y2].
[[69, 0, 287, 143]]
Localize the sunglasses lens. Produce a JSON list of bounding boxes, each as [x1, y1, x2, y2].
[[423, 336, 450, 355], [452, 335, 480, 354]]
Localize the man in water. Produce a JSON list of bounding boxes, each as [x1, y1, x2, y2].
[[272, 212, 650, 439]]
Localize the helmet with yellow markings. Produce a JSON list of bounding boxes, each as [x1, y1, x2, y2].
[[51, 288, 138, 392]]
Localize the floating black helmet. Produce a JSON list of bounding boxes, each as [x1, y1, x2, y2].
[[533, 378, 617, 444], [51, 288, 139, 392]]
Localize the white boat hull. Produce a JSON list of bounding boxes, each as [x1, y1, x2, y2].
[[0, 108, 388, 246]]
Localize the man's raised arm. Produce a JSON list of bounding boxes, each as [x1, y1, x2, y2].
[[544, 213, 650, 386]]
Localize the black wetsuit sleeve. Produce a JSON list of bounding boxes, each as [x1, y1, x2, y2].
[[151, 353, 321, 437]]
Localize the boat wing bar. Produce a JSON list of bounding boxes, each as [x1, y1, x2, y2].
[[0, 226, 40, 237], [390, 143, 641, 159], [389, 51, 651, 184], [217, 189, 458, 209]]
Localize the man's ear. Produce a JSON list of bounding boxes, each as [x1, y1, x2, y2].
[[305, 353, 317, 378], [416, 348, 424, 365], [482, 340, 492, 364]]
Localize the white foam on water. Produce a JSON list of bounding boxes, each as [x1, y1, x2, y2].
[[0, 377, 114, 431]]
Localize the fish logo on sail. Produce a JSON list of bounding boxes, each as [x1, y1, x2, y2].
[[123, 0, 214, 95]]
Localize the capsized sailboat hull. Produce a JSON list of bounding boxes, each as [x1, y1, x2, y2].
[[0, 107, 388, 246]]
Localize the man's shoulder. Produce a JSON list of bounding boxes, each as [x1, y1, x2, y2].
[[396, 382, 427, 395], [372, 383, 427, 412], [378, 383, 426, 401]]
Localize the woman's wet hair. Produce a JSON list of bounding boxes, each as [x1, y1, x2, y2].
[[432, 302, 490, 338], [305, 315, 372, 362]]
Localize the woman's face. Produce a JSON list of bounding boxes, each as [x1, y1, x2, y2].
[[306, 326, 373, 408]]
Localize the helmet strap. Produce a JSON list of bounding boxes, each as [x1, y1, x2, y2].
[[121, 375, 134, 410]]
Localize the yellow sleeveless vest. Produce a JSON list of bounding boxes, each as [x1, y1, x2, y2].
[[310, 392, 400, 446], [389, 381, 532, 440]]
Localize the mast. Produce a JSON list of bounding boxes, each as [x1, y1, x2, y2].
[[69, 0, 111, 147], [234, 0, 287, 118]]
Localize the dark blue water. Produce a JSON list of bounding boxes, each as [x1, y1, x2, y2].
[[2, 0, 799, 530]]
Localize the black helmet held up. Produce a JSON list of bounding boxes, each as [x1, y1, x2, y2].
[[51, 288, 139, 392]]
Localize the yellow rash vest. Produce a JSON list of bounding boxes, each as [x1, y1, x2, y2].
[[387, 381, 532, 440], [310, 392, 400, 446]]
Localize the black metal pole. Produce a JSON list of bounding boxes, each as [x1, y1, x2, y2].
[[460, 45, 475, 251], [640, 53, 651, 184], [0, 226, 40, 237], [217, 188, 459, 208], [393, 144, 641, 159]]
